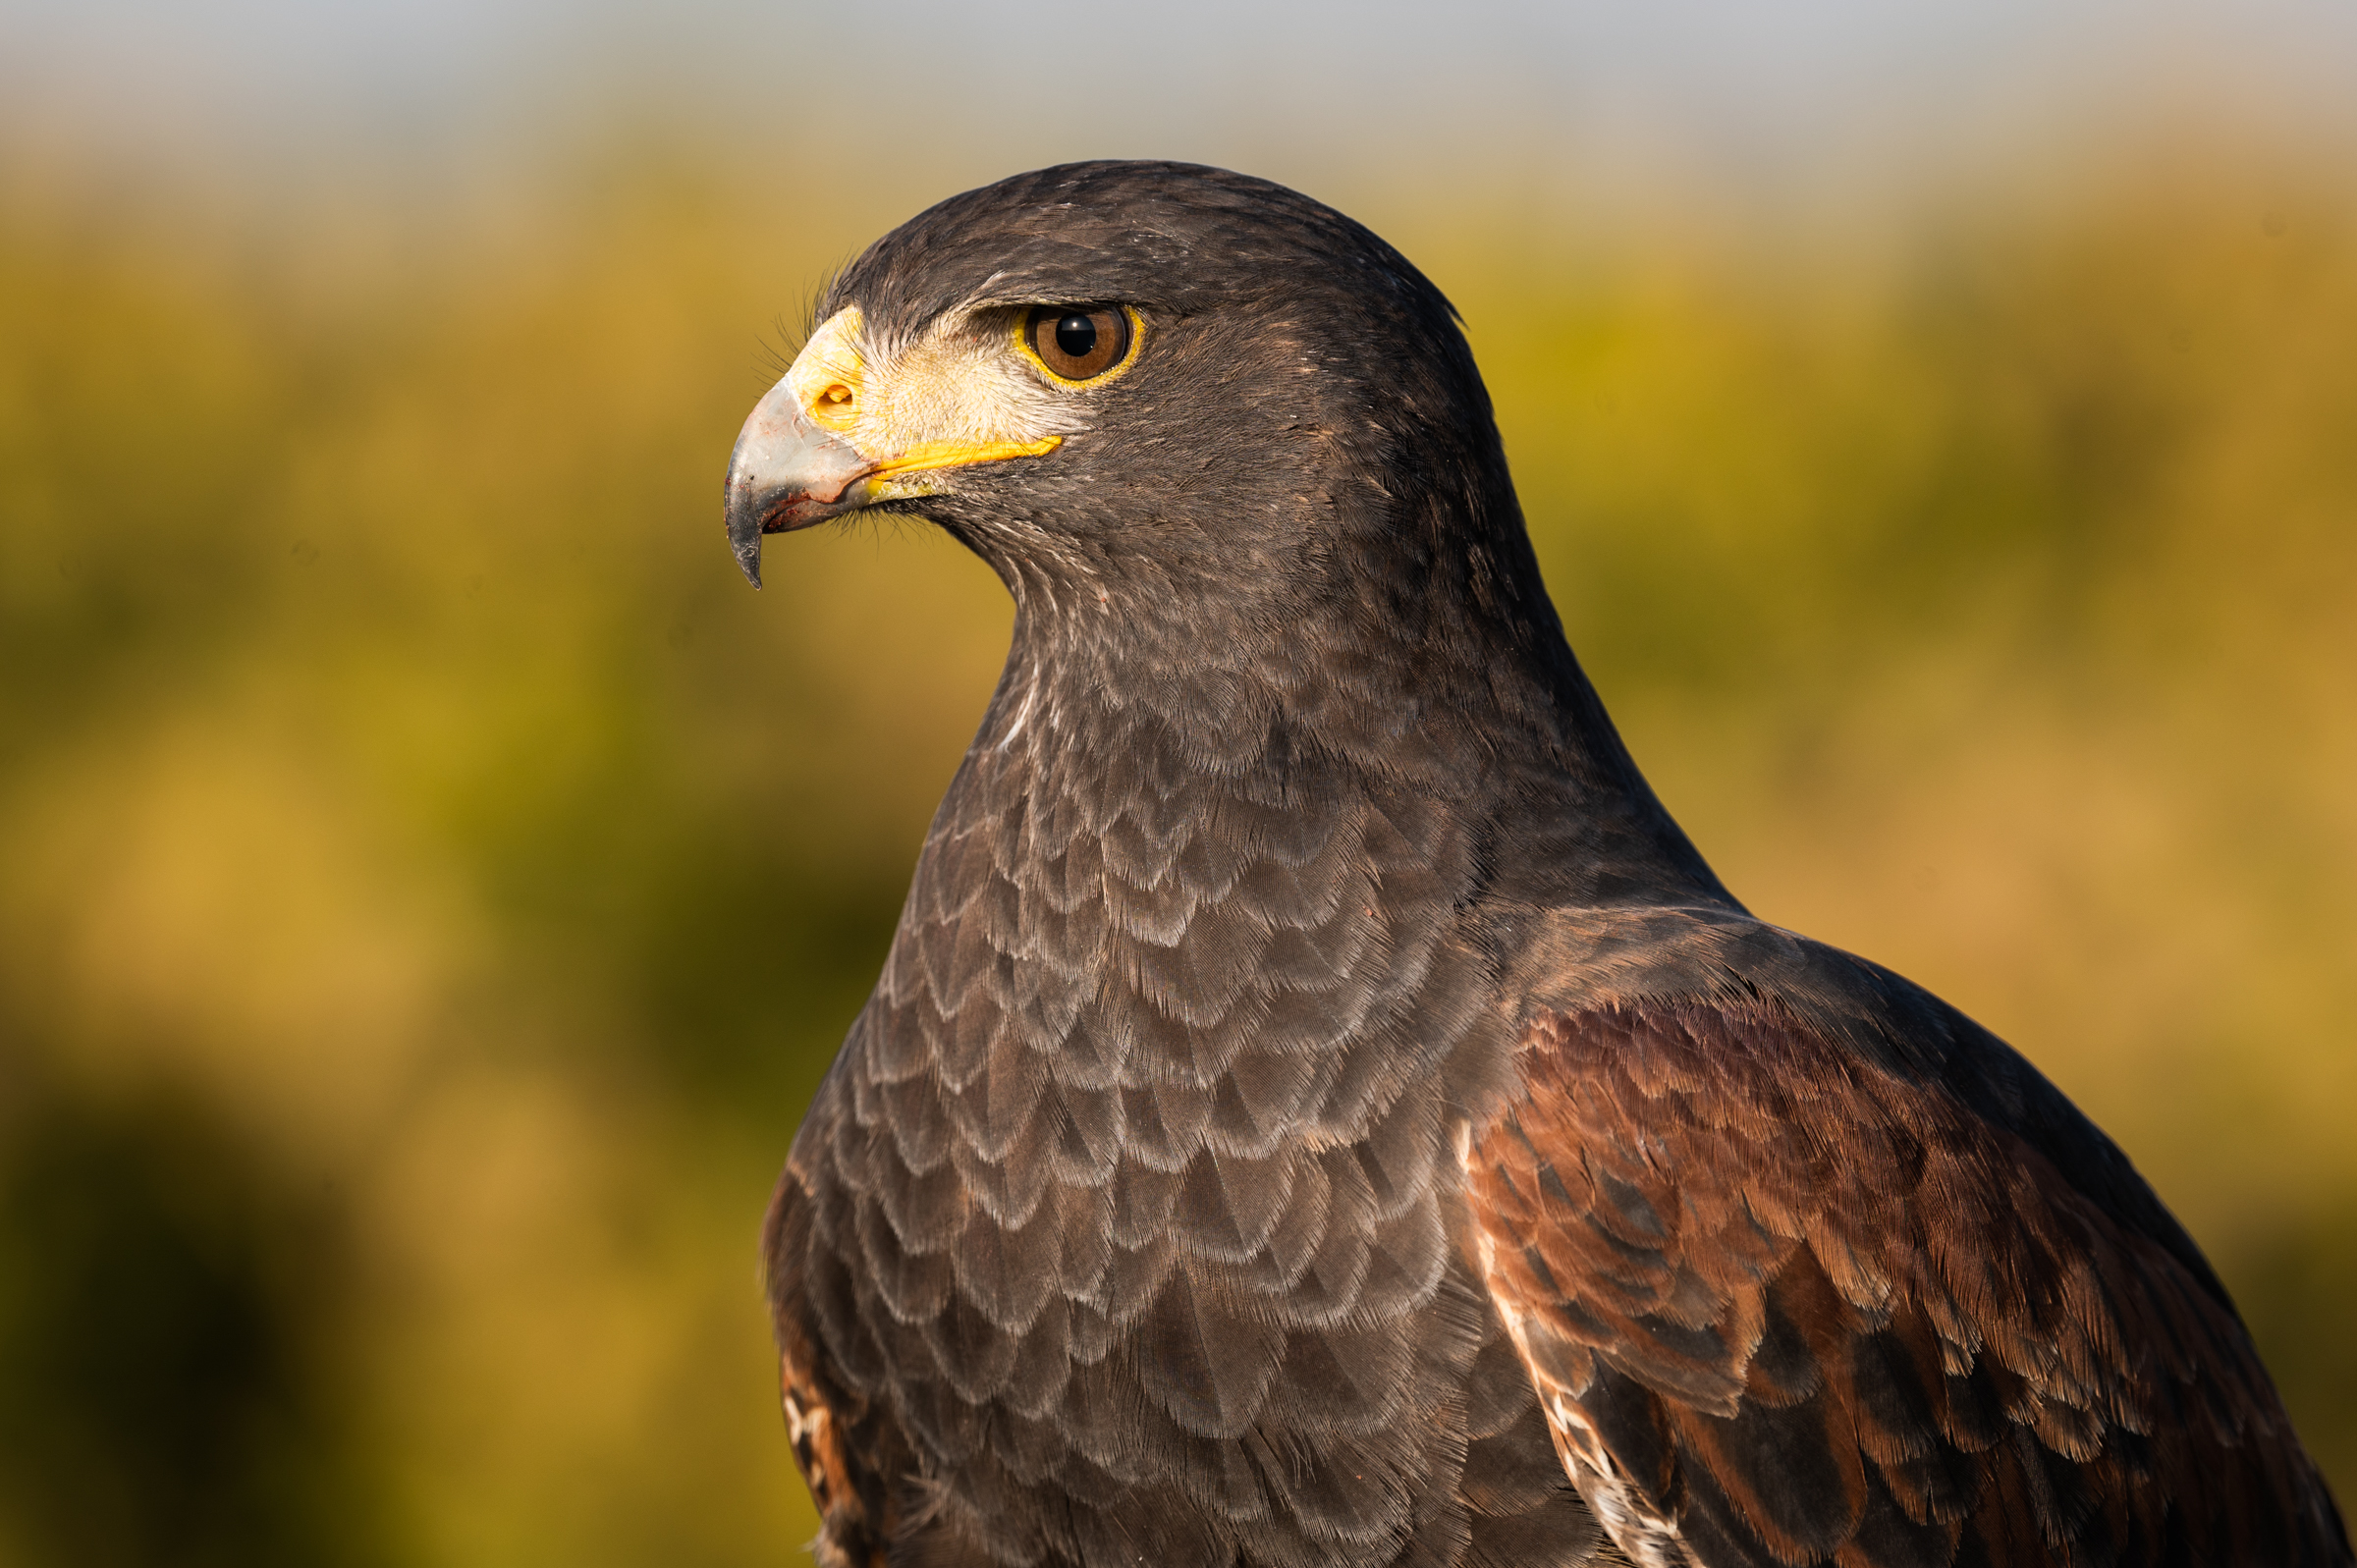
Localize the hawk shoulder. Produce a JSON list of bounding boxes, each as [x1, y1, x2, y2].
[[1459, 977, 2346, 1567]]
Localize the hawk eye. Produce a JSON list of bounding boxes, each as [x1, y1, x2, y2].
[[1028, 305, 1130, 381]]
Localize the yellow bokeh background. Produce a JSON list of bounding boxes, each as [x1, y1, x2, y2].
[[1, 133, 2351, 1564]]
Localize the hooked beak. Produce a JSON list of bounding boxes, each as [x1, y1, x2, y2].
[[722, 380, 880, 589]]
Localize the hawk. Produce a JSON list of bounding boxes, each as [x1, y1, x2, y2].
[[722, 161, 2347, 1568]]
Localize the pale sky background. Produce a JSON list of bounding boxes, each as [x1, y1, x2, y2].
[[5, 0, 2356, 212]]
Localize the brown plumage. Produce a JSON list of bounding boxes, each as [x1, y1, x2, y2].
[[1472, 986, 2325, 1566], [723, 161, 2349, 1568]]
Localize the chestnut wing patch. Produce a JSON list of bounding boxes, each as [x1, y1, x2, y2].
[[781, 1343, 876, 1568], [1463, 999, 2346, 1568], [768, 1171, 900, 1568]]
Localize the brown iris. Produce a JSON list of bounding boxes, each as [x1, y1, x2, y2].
[[1028, 305, 1130, 381]]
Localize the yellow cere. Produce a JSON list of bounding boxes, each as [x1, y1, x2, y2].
[[789, 304, 868, 433], [786, 301, 1106, 481]]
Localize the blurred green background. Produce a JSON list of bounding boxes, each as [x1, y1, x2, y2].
[[3, 6, 2356, 1559]]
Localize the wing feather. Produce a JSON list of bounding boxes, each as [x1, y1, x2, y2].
[[766, 1169, 900, 1568], [1463, 997, 2348, 1568]]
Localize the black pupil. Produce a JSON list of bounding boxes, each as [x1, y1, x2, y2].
[[1055, 313, 1098, 359]]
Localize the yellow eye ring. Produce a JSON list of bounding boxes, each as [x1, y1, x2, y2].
[[1014, 304, 1144, 389]]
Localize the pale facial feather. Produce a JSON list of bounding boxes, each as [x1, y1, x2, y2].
[[786, 302, 1097, 483]]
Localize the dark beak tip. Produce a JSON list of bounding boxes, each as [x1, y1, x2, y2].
[[724, 389, 870, 589], [730, 528, 765, 589], [725, 480, 768, 589]]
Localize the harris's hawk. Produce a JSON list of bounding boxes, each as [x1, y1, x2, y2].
[[721, 162, 2348, 1568]]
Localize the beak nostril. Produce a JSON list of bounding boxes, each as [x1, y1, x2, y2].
[[806, 382, 858, 428]]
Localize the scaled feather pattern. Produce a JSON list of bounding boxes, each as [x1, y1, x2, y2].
[[729, 162, 2350, 1568]]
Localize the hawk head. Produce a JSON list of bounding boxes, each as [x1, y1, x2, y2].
[[722, 161, 1509, 606]]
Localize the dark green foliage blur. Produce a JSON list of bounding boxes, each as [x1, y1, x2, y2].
[[1, 144, 2351, 1564]]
